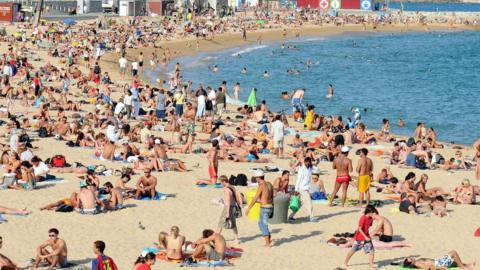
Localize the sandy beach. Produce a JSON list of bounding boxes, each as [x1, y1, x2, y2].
[[0, 14, 479, 270]]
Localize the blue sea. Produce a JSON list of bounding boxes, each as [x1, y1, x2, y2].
[[145, 31, 480, 144], [389, 2, 480, 12]]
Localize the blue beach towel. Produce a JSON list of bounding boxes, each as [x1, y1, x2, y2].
[[138, 192, 167, 200], [196, 183, 223, 188]]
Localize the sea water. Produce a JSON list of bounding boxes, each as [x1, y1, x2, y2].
[[147, 31, 480, 144], [389, 2, 480, 12]]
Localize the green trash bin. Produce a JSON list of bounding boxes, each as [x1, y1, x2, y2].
[[268, 193, 290, 224]]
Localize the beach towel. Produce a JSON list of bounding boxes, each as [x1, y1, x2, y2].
[[247, 88, 257, 107], [180, 260, 231, 267], [138, 192, 168, 200], [399, 267, 459, 269], [196, 183, 223, 188]]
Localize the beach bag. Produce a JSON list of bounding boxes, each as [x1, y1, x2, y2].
[[289, 195, 301, 212], [50, 155, 66, 167], [38, 126, 49, 137], [19, 133, 31, 143], [228, 175, 237, 186], [235, 174, 248, 186], [224, 218, 234, 229], [228, 187, 242, 218], [55, 204, 73, 212], [311, 192, 326, 200]]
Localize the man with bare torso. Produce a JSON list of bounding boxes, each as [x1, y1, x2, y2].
[[371, 213, 394, 243], [330, 146, 353, 207], [135, 169, 158, 199], [182, 102, 196, 142], [34, 228, 68, 270], [54, 117, 69, 137], [246, 171, 274, 247], [357, 148, 373, 209], [191, 229, 226, 261], [103, 182, 124, 210], [77, 181, 102, 215], [101, 140, 116, 161]]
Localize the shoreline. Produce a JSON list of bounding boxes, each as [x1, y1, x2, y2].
[[102, 23, 478, 147], [103, 23, 480, 68]]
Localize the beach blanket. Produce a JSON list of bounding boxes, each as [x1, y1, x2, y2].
[[226, 94, 246, 106], [179, 260, 232, 267], [137, 192, 168, 200], [196, 183, 223, 188]]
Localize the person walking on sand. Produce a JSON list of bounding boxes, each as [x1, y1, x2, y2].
[[344, 205, 377, 270], [91, 240, 118, 270], [217, 175, 242, 245], [196, 140, 219, 185], [289, 157, 318, 222], [357, 148, 373, 209], [246, 171, 274, 247], [330, 146, 353, 207]]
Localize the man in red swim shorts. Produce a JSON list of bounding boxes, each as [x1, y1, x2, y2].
[[330, 146, 353, 207]]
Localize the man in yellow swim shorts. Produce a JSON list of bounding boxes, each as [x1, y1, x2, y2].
[[356, 148, 373, 209]]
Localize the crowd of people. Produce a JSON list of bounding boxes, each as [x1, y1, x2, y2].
[[0, 7, 479, 270]]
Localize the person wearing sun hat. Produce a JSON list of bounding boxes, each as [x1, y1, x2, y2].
[[246, 170, 274, 247]]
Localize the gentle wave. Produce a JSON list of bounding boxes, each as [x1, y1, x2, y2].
[[231, 45, 268, 56]]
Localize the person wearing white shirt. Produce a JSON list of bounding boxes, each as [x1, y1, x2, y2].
[[131, 61, 139, 77], [123, 91, 133, 119], [20, 147, 33, 162], [106, 123, 120, 142], [290, 157, 318, 222], [114, 101, 125, 116], [271, 115, 285, 158], [118, 57, 128, 78], [31, 156, 50, 180]]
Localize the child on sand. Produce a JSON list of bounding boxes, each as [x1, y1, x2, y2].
[[344, 205, 377, 269]]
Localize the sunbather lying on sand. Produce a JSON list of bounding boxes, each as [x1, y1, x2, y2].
[[0, 205, 30, 215], [403, 250, 475, 270], [40, 193, 78, 211]]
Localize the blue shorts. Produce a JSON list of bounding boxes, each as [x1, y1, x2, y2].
[[155, 109, 166, 119]]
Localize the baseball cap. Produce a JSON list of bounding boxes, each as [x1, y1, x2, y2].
[[154, 139, 161, 144], [341, 146, 350, 153]]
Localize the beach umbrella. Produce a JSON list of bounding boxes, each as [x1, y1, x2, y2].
[[63, 18, 76, 26]]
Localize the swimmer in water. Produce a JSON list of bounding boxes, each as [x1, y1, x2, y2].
[[326, 84, 334, 98], [263, 70, 269, 78], [240, 67, 247, 74], [398, 118, 405, 127], [210, 65, 219, 72]]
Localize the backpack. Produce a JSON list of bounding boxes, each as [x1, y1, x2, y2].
[[235, 173, 248, 186], [38, 127, 49, 137], [50, 155, 67, 167], [228, 175, 237, 186], [19, 133, 31, 143]]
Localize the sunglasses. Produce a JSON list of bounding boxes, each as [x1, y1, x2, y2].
[[49, 234, 56, 237]]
